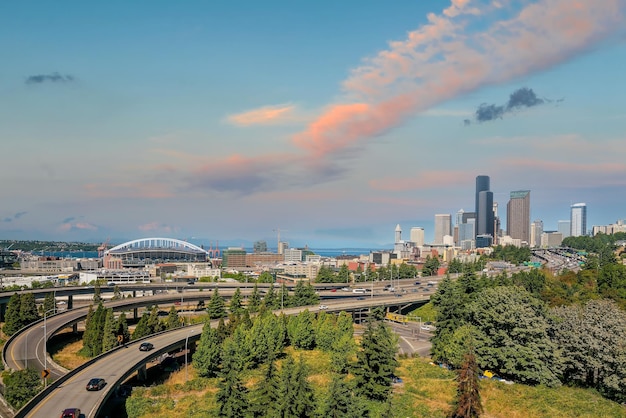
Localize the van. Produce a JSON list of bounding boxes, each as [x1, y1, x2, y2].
[[352, 288, 366, 294]]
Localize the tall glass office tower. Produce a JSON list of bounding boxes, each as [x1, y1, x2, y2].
[[475, 175, 494, 238], [570, 203, 587, 237]]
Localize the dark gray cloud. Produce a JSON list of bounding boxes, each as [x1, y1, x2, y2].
[[25, 72, 75, 85], [476, 103, 505, 122], [466, 87, 551, 125], [506, 87, 544, 110], [62, 216, 76, 223]]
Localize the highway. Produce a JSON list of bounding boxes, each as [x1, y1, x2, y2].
[[15, 292, 430, 418]]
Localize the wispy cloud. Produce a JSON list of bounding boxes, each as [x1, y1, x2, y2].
[[138, 222, 178, 233], [25, 72, 75, 85], [227, 103, 299, 126], [2, 211, 28, 223], [100, 0, 626, 196], [58, 221, 98, 232], [296, 0, 624, 157]]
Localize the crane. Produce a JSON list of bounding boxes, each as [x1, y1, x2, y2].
[[273, 228, 288, 254]]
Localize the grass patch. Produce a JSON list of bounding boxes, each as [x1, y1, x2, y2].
[[125, 355, 626, 418], [409, 301, 438, 323], [49, 330, 89, 370]]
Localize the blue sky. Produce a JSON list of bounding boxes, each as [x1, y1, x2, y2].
[[1, 0, 625, 250]]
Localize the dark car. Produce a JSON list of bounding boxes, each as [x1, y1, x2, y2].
[[139, 342, 154, 351], [60, 408, 81, 418], [86, 377, 106, 391]]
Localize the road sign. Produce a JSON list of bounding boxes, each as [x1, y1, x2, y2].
[[117, 335, 124, 343], [41, 369, 50, 378]]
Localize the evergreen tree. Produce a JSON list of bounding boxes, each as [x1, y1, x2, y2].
[[131, 313, 151, 340], [43, 292, 56, 316], [263, 284, 279, 310], [292, 354, 315, 417], [3, 293, 22, 336], [248, 283, 261, 313], [315, 265, 336, 283], [19, 293, 39, 326], [146, 305, 164, 334], [81, 303, 106, 356], [193, 322, 222, 378], [208, 288, 227, 319], [449, 351, 483, 418], [79, 304, 95, 355], [216, 317, 229, 341], [216, 337, 249, 417], [102, 308, 118, 352], [278, 283, 291, 309], [93, 281, 102, 303], [315, 311, 336, 351], [249, 358, 281, 417], [338, 264, 350, 284], [166, 306, 181, 330], [330, 333, 357, 375], [353, 320, 398, 401], [293, 280, 308, 306], [116, 312, 130, 344], [288, 309, 315, 350], [229, 287, 243, 314], [277, 355, 297, 418], [318, 374, 367, 418], [112, 285, 123, 300]]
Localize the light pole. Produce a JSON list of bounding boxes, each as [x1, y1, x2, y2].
[[185, 330, 195, 381], [43, 308, 56, 387]]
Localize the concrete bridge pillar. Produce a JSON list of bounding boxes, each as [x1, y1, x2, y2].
[[137, 364, 147, 381]]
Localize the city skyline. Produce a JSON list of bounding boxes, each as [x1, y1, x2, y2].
[[1, 1, 625, 248]]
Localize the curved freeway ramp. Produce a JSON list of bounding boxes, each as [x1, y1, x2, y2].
[[15, 293, 429, 418], [3, 292, 230, 379]]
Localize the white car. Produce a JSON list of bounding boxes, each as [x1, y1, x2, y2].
[[420, 325, 433, 331], [319, 304, 329, 310]]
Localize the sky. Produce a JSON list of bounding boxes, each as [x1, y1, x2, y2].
[[1, 0, 626, 250]]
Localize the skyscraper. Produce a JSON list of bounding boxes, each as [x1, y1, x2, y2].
[[434, 214, 452, 245], [507, 190, 531, 244], [570, 203, 587, 237], [530, 219, 543, 248], [475, 175, 494, 239], [410, 227, 425, 246], [557, 220, 571, 239]]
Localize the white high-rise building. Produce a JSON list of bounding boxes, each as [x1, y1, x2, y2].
[[530, 220, 543, 248], [434, 214, 452, 245], [410, 227, 425, 246], [570, 203, 587, 237]]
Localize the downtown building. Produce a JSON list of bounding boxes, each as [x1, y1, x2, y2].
[[570, 203, 587, 237], [506, 190, 531, 245], [475, 175, 495, 247]]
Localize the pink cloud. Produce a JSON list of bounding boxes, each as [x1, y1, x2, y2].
[[294, 0, 625, 159], [227, 104, 297, 126], [58, 222, 98, 232], [84, 182, 173, 199], [138, 222, 176, 233]]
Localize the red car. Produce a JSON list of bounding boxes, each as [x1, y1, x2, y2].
[[60, 408, 81, 418]]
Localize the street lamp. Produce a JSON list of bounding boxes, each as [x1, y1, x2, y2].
[[43, 307, 56, 387], [185, 330, 196, 381]]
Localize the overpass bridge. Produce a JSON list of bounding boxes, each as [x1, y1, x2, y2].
[[8, 291, 430, 418]]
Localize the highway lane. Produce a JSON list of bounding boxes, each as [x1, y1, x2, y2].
[[18, 293, 430, 418], [4, 290, 254, 379]]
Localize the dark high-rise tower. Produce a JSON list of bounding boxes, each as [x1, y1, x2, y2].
[[475, 175, 494, 238]]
